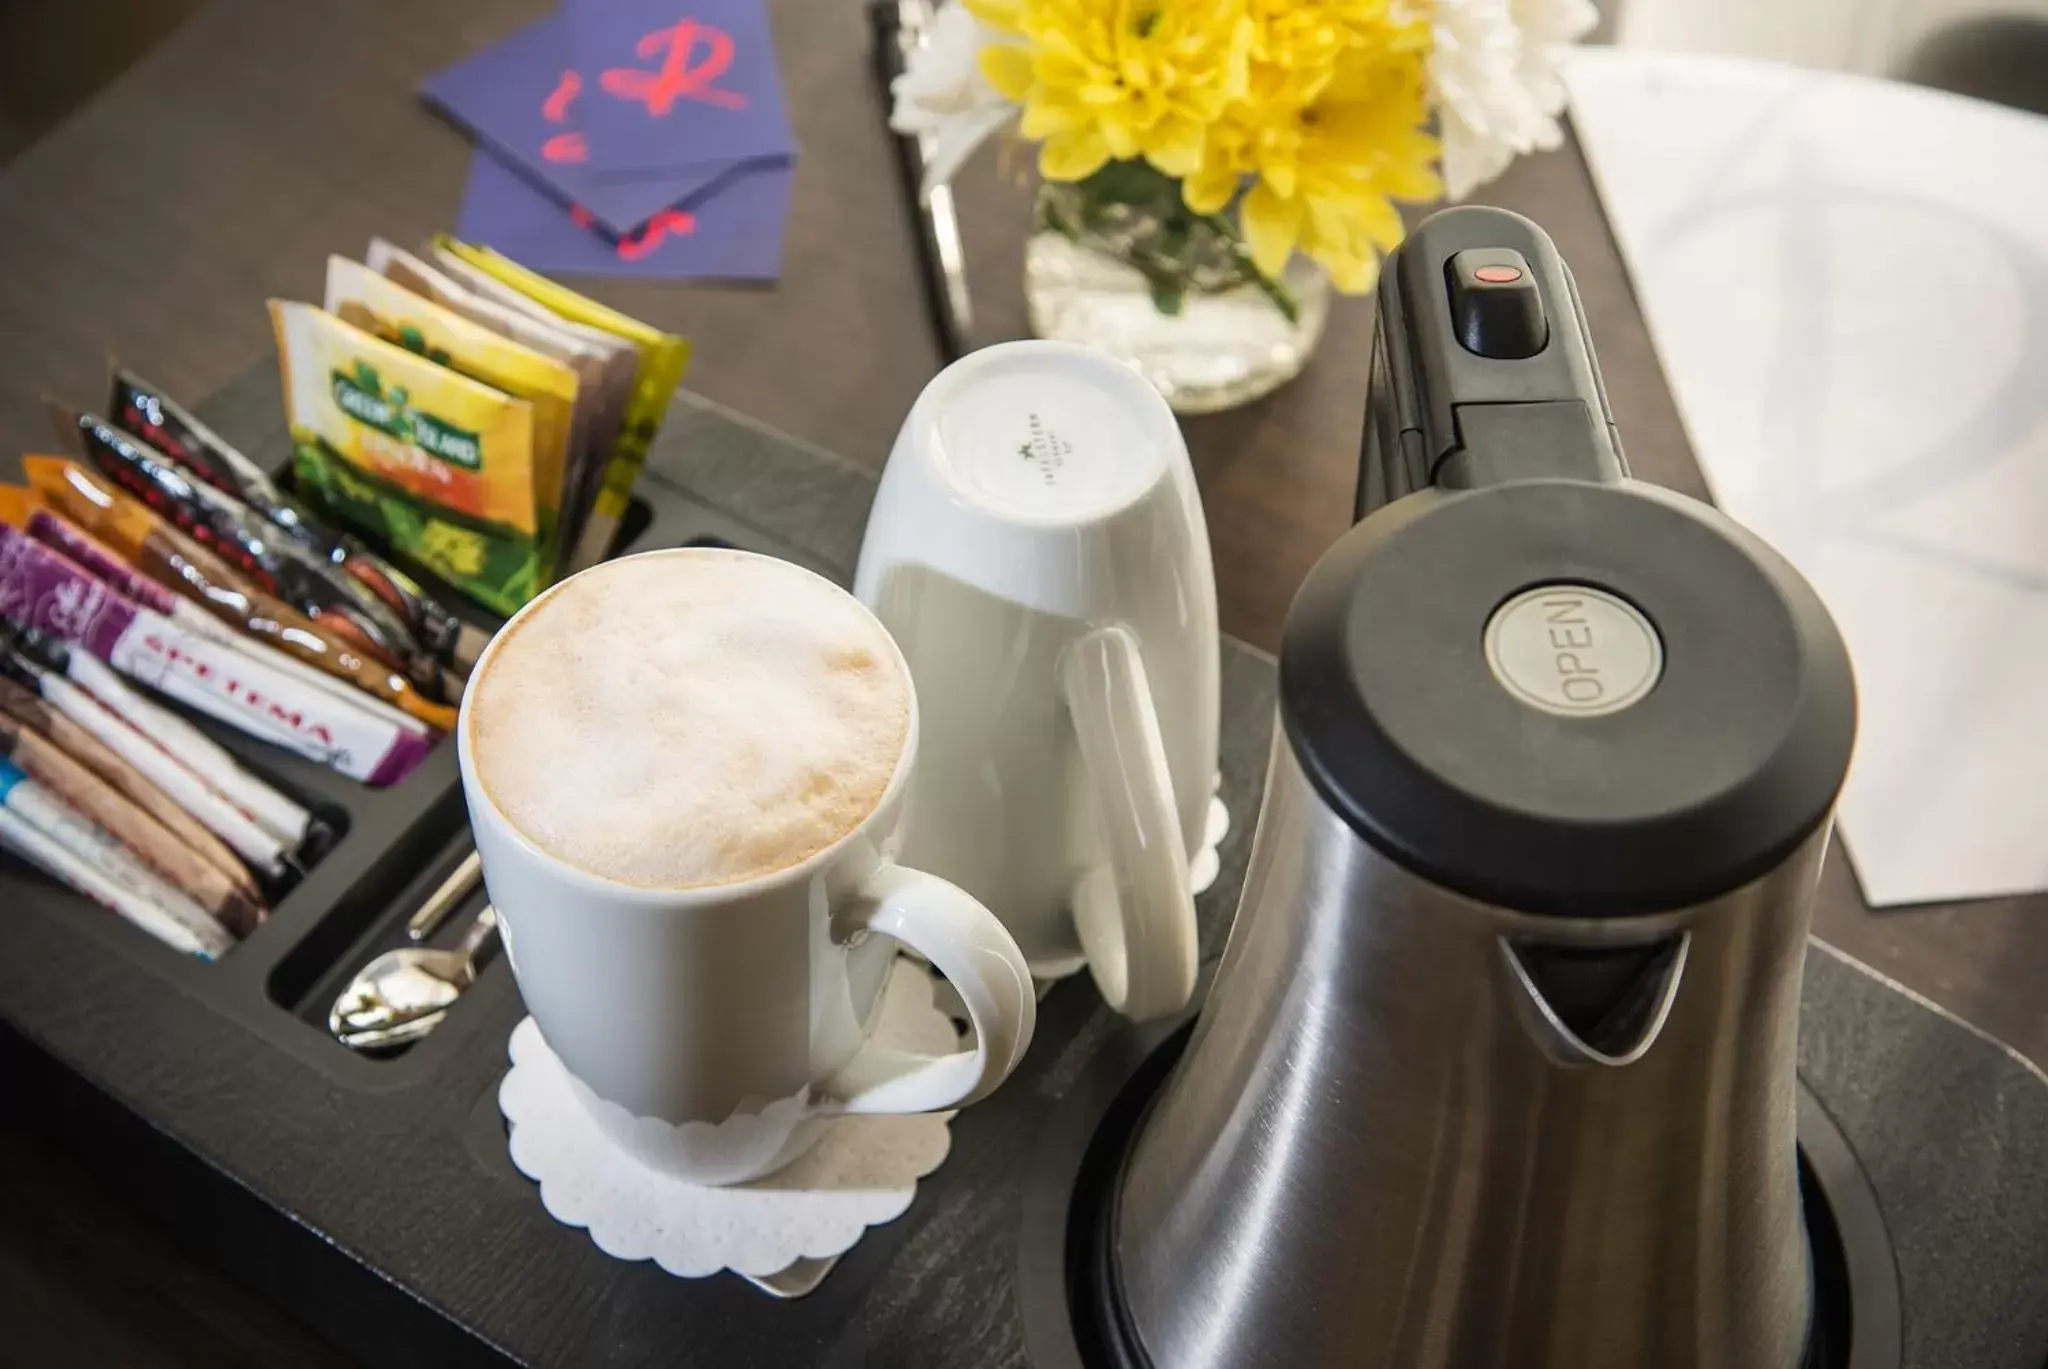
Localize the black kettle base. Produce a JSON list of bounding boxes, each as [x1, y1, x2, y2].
[[1018, 1015, 1902, 1369]]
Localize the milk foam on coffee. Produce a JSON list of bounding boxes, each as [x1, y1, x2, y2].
[[468, 550, 910, 889]]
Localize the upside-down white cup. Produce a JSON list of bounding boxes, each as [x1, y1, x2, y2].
[[458, 549, 1037, 1186], [855, 342, 1218, 1023]]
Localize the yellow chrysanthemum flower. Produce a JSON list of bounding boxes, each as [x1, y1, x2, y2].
[[1185, 3, 1440, 292], [968, 0, 1255, 183]]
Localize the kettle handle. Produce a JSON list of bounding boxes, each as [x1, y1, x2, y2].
[[1060, 624, 1198, 1024], [1358, 205, 1627, 521]]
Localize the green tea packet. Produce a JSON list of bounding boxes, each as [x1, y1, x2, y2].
[[418, 244, 641, 575], [324, 255, 577, 571], [433, 237, 691, 572], [363, 238, 634, 577], [269, 300, 542, 615]]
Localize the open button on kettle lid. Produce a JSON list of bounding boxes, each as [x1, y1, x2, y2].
[[1282, 207, 1857, 918], [1483, 583, 1663, 718]]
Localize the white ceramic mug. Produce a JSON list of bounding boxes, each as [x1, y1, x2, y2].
[[854, 341, 1218, 1023], [458, 550, 1037, 1186]]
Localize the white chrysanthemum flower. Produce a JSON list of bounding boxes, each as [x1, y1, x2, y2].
[[1430, 0, 1599, 200], [888, 3, 1022, 195]]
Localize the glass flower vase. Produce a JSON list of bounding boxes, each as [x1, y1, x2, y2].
[[1024, 175, 1331, 416]]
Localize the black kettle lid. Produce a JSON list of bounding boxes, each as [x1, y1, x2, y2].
[[1281, 208, 1857, 917]]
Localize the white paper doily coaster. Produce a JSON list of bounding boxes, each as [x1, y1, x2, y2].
[[499, 958, 958, 1282]]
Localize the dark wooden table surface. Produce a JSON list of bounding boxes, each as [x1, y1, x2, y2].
[[1, 0, 2044, 1360]]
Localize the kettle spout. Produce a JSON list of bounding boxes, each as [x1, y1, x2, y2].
[[1501, 932, 1690, 1066]]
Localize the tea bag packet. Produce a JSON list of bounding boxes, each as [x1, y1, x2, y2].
[[324, 256, 578, 574], [270, 301, 542, 616], [363, 238, 633, 577], [110, 368, 488, 681], [431, 237, 689, 572], [417, 243, 638, 573]]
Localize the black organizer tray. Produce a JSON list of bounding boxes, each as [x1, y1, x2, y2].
[[0, 445, 831, 1088], [3, 362, 2048, 1369]]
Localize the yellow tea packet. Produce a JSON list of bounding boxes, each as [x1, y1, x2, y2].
[[434, 237, 691, 572], [269, 300, 542, 615], [367, 238, 636, 578], [324, 256, 578, 573]]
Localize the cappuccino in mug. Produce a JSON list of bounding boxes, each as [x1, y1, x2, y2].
[[457, 545, 1033, 1185], [467, 549, 911, 890]]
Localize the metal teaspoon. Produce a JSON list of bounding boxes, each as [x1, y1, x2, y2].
[[330, 905, 499, 1051]]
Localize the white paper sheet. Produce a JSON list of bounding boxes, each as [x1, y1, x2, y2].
[[1564, 49, 2048, 906]]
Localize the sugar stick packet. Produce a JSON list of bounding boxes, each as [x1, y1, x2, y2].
[[110, 367, 486, 677], [59, 409, 444, 695], [23, 459, 454, 732], [0, 750, 235, 950], [0, 754, 235, 953], [22, 656, 307, 856], [0, 669, 288, 878], [271, 300, 543, 615], [0, 802, 227, 960], [0, 710, 262, 935], [0, 670, 268, 886], [367, 239, 635, 578], [0, 525, 431, 785], [5, 622, 318, 845], [431, 237, 689, 572]]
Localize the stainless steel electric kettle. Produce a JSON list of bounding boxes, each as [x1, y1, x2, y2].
[[1110, 206, 1859, 1369]]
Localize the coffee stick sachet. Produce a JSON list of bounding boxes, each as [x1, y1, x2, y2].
[[0, 801, 229, 960], [60, 407, 416, 673], [0, 485, 47, 529], [15, 654, 307, 859], [0, 526, 433, 785], [109, 367, 487, 679], [57, 408, 445, 693], [24, 458, 454, 733], [19, 490, 427, 744]]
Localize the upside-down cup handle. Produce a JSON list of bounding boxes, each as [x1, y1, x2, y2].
[[1060, 624, 1198, 1023]]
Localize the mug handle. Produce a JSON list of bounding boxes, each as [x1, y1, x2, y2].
[[820, 864, 1036, 1114], [1060, 624, 1199, 1023]]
